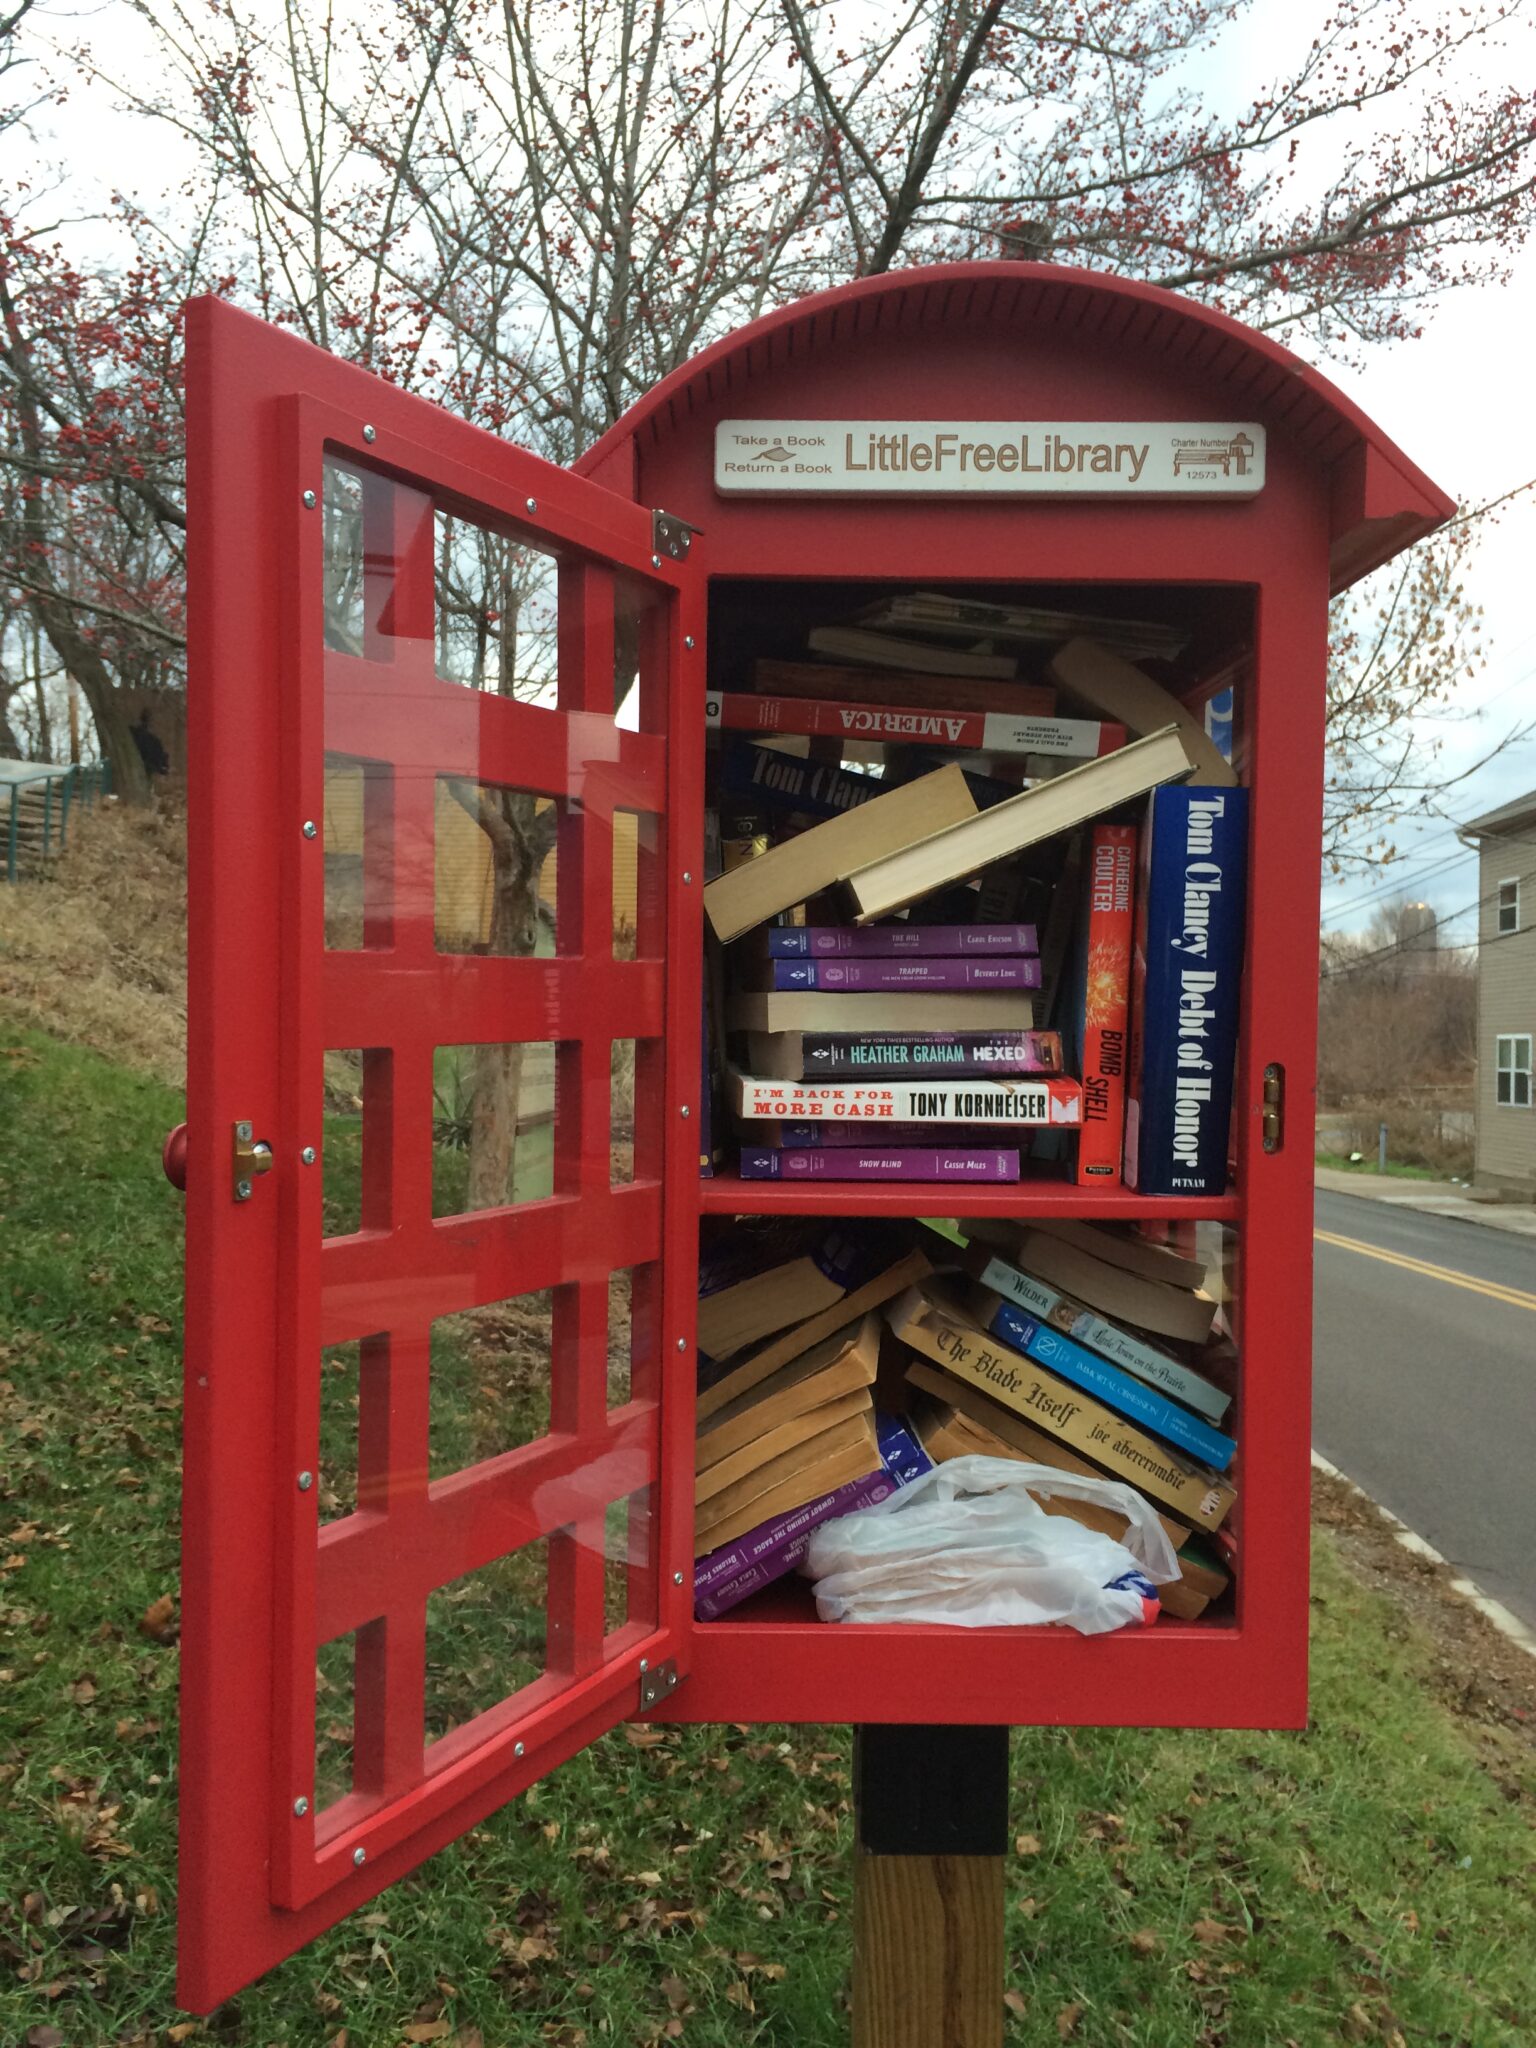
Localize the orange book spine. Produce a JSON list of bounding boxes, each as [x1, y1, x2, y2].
[[1075, 823, 1137, 1185]]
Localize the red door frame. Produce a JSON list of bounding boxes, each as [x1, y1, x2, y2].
[[181, 298, 705, 2007]]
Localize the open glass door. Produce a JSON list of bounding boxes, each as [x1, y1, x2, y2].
[[179, 299, 703, 2008]]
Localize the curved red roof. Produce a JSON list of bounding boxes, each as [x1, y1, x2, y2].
[[578, 262, 1453, 592]]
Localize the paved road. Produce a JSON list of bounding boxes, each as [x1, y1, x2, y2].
[[1313, 1187, 1536, 1631]]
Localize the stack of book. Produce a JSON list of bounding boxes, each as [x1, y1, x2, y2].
[[898, 1215, 1236, 1618], [692, 1230, 934, 1615]]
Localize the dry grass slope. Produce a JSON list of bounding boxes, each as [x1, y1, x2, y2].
[[0, 801, 188, 1085]]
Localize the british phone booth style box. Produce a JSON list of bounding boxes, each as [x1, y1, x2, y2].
[[178, 268, 1452, 2004]]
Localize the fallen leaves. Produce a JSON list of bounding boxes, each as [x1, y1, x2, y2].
[[139, 1591, 178, 1643], [1015, 1832, 1043, 1856], [1056, 2001, 1083, 2039]]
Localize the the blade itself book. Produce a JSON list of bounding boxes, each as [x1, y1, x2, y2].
[[1124, 786, 1249, 1196], [886, 1287, 1235, 1532], [842, 726, 1196, 923]]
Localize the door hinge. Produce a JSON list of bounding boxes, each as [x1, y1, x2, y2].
[[1262, 1063, 1285, 1153], [638, 1659, 680, 1712], [651, 509, 694, 561]]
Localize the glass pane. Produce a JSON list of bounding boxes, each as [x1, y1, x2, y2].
[[311, 470, 673, 1822], [424, 1541, 548, 1746], [314, 1630, 356, 1814], [603, 1487, 657, 1646], [435, 776, 563, 955], [435, 515, 559, 701], [430, 1290, 552, 1480], [432, 1041, 558, 1215]]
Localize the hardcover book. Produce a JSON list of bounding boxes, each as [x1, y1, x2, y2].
[[1072, 823, 1136, 1184], [763, 956, 1041, 992], [739, 1146, 1021, 1182], [805, 625, 1019, 678], [727, 1069, 1084, 1128], [842, 726, 1196, 924], [854, 593, 1188, 663], [755, 658, 1051, 715], [703, 763, 976, 943], [886, 1288, 1235, 1531], [1124, 785, 1250, 1196], [760, 921, 1038, 956], [745, 1029, 1064, 1082], [718, 739, 884, 822], [1048, 638, 1236, 788], [960, 1244, 1230, 1423], [707, 690, 1125, 760], [979, 1294, 1236, 1470]]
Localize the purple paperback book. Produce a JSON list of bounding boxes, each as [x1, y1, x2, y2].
[[695, 1414, 931, 1619], [769, 956, 1042, 991], [738, 1146, 1020, 1182], [743, 1120, 965, 1147], [765, 922, 1038, 958]]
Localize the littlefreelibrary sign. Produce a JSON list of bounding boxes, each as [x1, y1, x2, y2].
[[715, 420, 1266, 498]]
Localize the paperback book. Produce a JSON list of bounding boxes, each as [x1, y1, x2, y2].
[[1072, 823, 1136, 1184], [760, 921, 1038, 957], [739, 1147, 1021, 1183], [981, 1296, 1236, 1470], [762, 956, 1041, 991], [746, 1029, 1063, 1082], [728, 1070, 1085, 1127]]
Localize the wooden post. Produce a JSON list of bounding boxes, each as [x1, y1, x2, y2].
[[852, 1725, 1008, 2048]]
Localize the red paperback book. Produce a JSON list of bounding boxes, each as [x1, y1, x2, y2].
[[705, 692, 1126, 760], [1074, 823, 1137, 1185]]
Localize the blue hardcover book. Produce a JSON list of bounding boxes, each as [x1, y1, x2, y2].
[[1125, 785, 1249, 1197], [987, 1299, 1236, 1471], [718, 740, 882, 821]]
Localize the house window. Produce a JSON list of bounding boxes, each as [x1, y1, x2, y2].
[[1495, 1034, 1532, 1107], [1497, 878, 1520, 935]]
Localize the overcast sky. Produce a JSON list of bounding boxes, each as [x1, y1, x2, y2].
[[19, 0, 1535, 942]]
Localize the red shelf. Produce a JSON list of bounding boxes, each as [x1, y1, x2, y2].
[[697, 1172, 1240, 1222]]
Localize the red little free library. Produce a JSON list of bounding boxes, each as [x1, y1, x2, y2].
[[175, 265, 1451, 2006]]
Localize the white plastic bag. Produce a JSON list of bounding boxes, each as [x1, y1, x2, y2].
[[803, 1454, 1180, 1633]]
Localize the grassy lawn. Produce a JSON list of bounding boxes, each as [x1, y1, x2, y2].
[[1315, 1151, 1447, 1184], [3, 1026, 1534, 2046]]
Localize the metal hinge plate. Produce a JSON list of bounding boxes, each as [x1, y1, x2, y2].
[[1262, 1062, 1285, 1154], [637, 1659, 679, 1712], [651, 509, 694, 561]]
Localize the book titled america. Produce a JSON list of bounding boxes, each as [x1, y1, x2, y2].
[[746, 1029, 1063, 1082], [729, 1068, 1084, 1127], [707, 690, 1126, 761], [1124, 786, 1249, 1196], [739, 1147, 1021, 1183], [761, 921, 1038, 957], [762, 956, 1042, 992]]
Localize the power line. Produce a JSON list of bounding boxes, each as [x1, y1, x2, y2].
[[1320, 859, 1536, 982], [1319, 843, 1475, 924]]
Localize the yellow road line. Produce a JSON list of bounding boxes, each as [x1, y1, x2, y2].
[[1313, 1228, 1536, 1312]]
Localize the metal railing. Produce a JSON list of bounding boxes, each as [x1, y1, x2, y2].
[[2, 761, 112, 883]]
